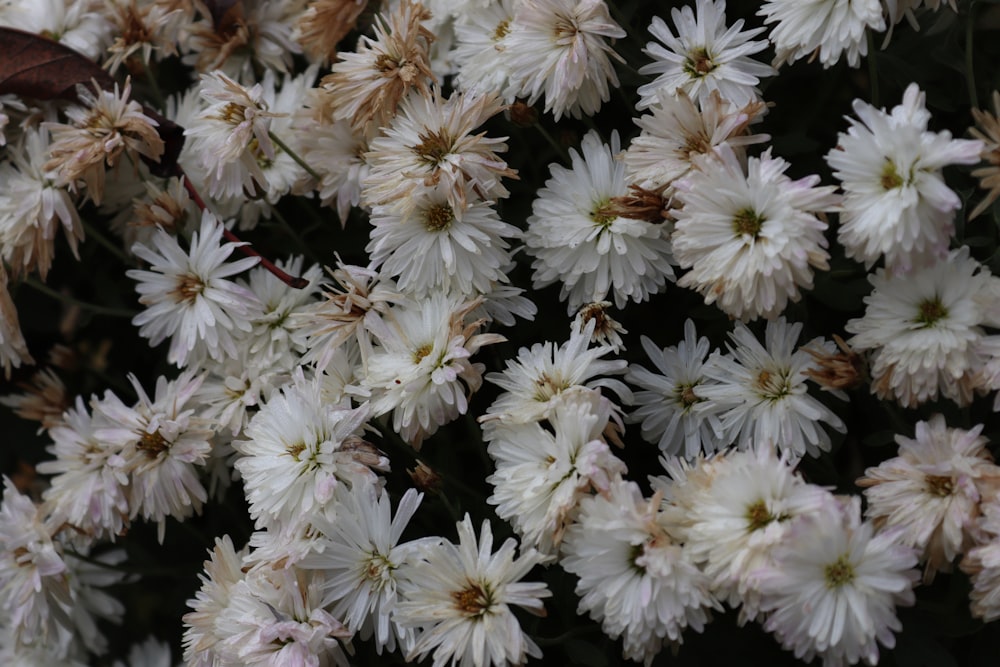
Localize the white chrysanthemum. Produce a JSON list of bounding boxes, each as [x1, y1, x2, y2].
[[0, 127, 82, 280], [622, 89, 769, 194], [362, 88, 514, 218], [560, 479, 719, 665], [0, 264, 33, 379], [0, 0, 112, 59], [127, 211, 263, 368], [637, 0, 775, 110], [37, 396, 129, 543], [858, 415, 1000, 579], [525, 130, 675, 312], [754, 498, 918, 667], [826, 83, 984, 271], [302, 117, 370, 224], [92, 371, 213, 543], [299, 480, 430, 655], [362, 294, 504, 447], [234, 372, 386, 530], [395, 514, 551, 667], [845, 247, 1000, 408], [626, 319, 727, 459], [183, 535, 251, 667], [486, 387, 627, 555], [502, 0, 624, 120], [214, 566, 351, 667], [367, 187, 520, 297], [758, 0, 885, 69], [961, 498, 1000, 622], [483, 318, 630, 426], [696, 318, 846, 458], [451, 0, 517, 98], [658, 446, 837, 622], [672, 144, 839, 321]]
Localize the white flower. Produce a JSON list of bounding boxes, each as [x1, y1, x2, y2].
[[637, 0, 775, 110], [622, 89, 769, 194], [857, 415, 1000, 579], [451, 0, 517, 98], [302, 117, 371, 224], [234, 372, 386, 530], [367, 186, 520, 297], [486, 387, 627, 555], [0, 264, 33, 379], [845, 247, 1000, 408], [92, 371, 213, 543], [482, 318, 631, 426], [754, 498, 918, 667], [127, 211, 262, 368], [826, 83, 984, 271], [560, 479, 719, 665], [183, 535, 251, 667], [961, 498, 1000, 622], [696, 318, 846, 458], [362, 88, 515, 218], [362, 294, 504, 447], [395, 515, 551, 667], [626, 319, 727, 459], [0, 0, 112, 59], [758, 0, 885, 69], [524, 130, 675, 312], [658, 446, 837, 622], [299, 480, 430, 655], [503, 0, 624, 120], [672, 144, 839, 321]]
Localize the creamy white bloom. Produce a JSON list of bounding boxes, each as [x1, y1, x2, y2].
[[637, 0, 774, 110], [561, 479, 719, 665], [0, 0, 112, 59], [525, 130, 675, 312], [754, 498, 918, 667], [961, 498, 1000, 622], [451, 0, 517, 98], [672, 144, 839, 321], [845, 247, 1000, 408], [486, 387, 627, 555], [858, 415, 1000, 579], [302, 117, 371, 224], [626, 319, 727, 459], [503, 0, 624, 120], [826, 83, 984, 271], [758, 0, 885, 69], [128, 211, 262, 368], [395, 515, 551, 667], [183, 535, 251, 667], [697, 318, 846, 458]]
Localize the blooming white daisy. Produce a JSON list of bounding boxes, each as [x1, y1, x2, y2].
[[622, 89, 769, 194], [362, 88, 515, 218], [451, 0, 517, 98], [524, 130, 675, 312], [696, 318, 846, 458], [127, 211, 263, 368], [92, 371, 213, 543], [961, 498, 1000, 622], [362, 294, 504, 447], [560, 478, 719, 665], [486, 387, 627, 555], [0, 0, 112, 59], [758, 0, 885, 69], [234, 371, 387, 530], [826, 83, 984, 271], [182, 535, 251, 667], [395, 514, 551, 667], [502, 0, 624, 120], [0, 126, 82, 280], [626, 319, 727, 459], [637, 0, 775, 110], [857, 415, 1000, 579], [845, 247, 1000, 408], [301, 117, 371, 224], [672, 144, 839, 321], [754, 497, 918, 667], [482, 317, 631, 426], [658, 446, 838, 622], [299, 480, 431, 655], [367, 186, 520, 297]]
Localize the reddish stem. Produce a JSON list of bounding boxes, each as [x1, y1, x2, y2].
[[177, 170, 309, 289]]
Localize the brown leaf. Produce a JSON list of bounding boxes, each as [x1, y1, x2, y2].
[[0, 27, 185, 176]]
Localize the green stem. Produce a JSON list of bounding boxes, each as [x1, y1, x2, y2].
[[269, 130, 322, 181], [141, 58, 165, 110], [967, 1, 979, 110], [866, 29, 880, 108], [22, 278, 138, 318], [82, 219, 130, 263]]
